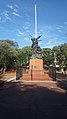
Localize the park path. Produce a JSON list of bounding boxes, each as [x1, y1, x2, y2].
[[0, 71, 16, 81], [0, 81, 67, 119]]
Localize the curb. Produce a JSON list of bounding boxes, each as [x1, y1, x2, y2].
[[15, 80, 57, 83], [57, 78, 67, 84], [6, 77, 16, 82]]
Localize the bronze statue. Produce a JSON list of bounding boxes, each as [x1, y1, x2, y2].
[[31, 36, 42, 59]]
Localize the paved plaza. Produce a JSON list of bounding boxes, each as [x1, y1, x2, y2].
[[0, 80, 67, 119]]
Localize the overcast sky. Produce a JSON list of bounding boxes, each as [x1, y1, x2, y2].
[[0, 0, 67, 48]]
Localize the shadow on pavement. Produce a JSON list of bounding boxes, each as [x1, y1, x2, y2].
[[57, 80, 67, 90], [0, 81, 67, 119], [56, 73, 67, 80], [0, 80, 5, 87]]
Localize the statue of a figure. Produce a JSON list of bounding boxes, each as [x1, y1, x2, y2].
[[31, 36, 41, 50], [31, 36, 42, 59], [31, 37, 38, 54]]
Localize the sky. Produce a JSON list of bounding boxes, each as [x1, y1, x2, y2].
[[0, 0, 67, 48]]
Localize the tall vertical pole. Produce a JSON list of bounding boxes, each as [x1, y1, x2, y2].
[[35, 4, 37, 38]]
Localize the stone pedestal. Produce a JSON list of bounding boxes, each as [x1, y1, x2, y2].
[[29, 59, 44, 80], [20, 59, 53, 81], [29, 59, 43, 70]]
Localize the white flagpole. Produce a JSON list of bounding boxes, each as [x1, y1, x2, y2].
[[35, 4, 37, 38]]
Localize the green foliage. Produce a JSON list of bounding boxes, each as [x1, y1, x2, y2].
[[0, 40, 18, 48], [16, 46, 32, 65], [42, 48, 54, 66], [0, 40, 18, 69], [0, 39, 67, 71], [52, 43, 67, 68]]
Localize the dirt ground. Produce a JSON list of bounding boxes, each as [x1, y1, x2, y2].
[[0, 71, 16, 87], [0, 71, 16, 81], [0, 71, 67, 119], [0, 80, 67, 119]]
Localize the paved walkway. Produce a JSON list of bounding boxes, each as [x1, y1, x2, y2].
[[0, 71, 16, 81], [0, 81, 67, 119]]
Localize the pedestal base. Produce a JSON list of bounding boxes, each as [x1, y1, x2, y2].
[[29, 59, 43, 70], [20, 59, 53, 81], [29, 59, 44, 80]]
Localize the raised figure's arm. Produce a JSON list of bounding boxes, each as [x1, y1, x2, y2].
[[36, 36, 41, 40]]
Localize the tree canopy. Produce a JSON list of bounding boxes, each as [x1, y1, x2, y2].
[[52, 43, 67, 68], [0, 39, 67, 71], [42, 48, 54, 66], [0, 40, 18, 69]]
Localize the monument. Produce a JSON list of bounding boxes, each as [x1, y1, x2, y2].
[[30, 4, 42, 59], [29, 4, 44, 80], [20, 3, 53, 81]]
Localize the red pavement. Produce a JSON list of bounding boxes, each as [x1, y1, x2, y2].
[[0, 81, 67, 119]]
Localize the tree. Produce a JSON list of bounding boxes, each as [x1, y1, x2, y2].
[[16, 46, 32, 65], [52, 43, 67, 70], [0, 40, 18, 70], [0, 40, 18, 48], [42, 48, 54, 66]]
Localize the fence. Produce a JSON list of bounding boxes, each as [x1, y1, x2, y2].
[[16, 65, 57, 80], [49, 66, 67, 81], [16, 65, 23, 80], [49, 66, 56, 81]]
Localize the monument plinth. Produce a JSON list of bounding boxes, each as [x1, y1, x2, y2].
[[29, 59, 44, 80], [29, 59, 43, 70]]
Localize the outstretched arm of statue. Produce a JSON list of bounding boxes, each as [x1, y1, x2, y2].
[[36, 36, 41, 40]]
